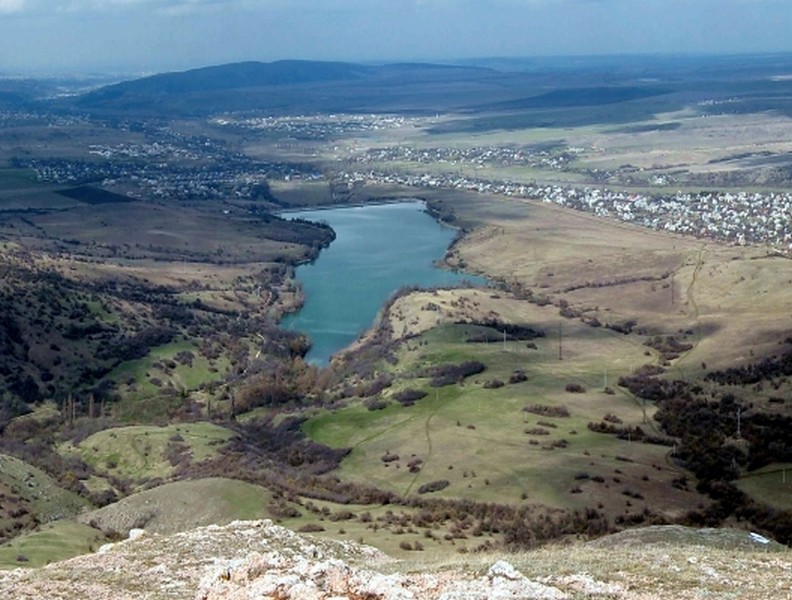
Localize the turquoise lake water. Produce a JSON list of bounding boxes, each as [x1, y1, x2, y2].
[[280, 201, 482, 364]]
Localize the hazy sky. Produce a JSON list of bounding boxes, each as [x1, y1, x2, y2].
[[1, 0, 791, 75]]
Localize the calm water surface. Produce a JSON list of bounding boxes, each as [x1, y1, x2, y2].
[[281, 201, 481, 364]]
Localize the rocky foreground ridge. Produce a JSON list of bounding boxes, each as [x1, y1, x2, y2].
[[0, 520, 790, 599]]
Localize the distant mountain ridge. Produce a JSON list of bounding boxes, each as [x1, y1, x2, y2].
[[70, 59, 505, 115], [82, 60, 372, 98], [65, 57, 709, 122]]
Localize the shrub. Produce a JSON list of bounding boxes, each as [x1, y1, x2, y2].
[[407, 458, 423, 473], [524, 427, 550, 436], [483, 379, 504, 389], [381, 452, 399, 463], [418, 480, 450, 494], [393, 389, 427, 406], [523, 404, 570, 418], [362, 373, 394, 397], [426, 361, 486, 387], [565, 383, 586, 393], [329, 510, 355, 521], [606, 319, 637, 334], [365, 399, 388, 411]]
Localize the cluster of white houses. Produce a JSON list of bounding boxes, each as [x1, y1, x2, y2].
[[338, 168, 792, 248]]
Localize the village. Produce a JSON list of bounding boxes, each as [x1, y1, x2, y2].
[[336, 168, 792, 248], [7, 107, 792, 249]]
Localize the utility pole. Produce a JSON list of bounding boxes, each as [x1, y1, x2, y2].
[[558, 322, 563, 361], [736, 406, 742, 439]]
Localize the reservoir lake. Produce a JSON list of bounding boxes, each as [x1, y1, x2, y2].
[[280, 201, 482, 364]]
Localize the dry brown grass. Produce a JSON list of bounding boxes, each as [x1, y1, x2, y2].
[[436, 192, 792, 373]]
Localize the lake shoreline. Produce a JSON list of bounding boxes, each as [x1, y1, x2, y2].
[[279, 201, 484, 364]]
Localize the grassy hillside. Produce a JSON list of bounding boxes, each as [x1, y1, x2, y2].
[[59, 423, 235, 493], [306, 307, 699, 522], [0, 521, 105, 569], [77, 478, 277, 536], [0, 454, 89, 539]]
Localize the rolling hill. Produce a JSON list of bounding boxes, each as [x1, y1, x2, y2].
[[70, 60, 501, 115]]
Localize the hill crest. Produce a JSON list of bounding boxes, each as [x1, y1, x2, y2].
[[70, 59, 498, 114], [0, 520, 787, 599]]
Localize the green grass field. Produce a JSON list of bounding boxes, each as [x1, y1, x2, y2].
[[107, 340, 227, 399], [305, 318, 695, 520], [0, 521, 106, 570], [59, 423, 235, 491], [737, 464, 792, 511]]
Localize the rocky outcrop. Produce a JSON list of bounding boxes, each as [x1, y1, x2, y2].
[[197, 554, 568, 600], [0, 520, 788, 599], [0, 520, 573, 600]]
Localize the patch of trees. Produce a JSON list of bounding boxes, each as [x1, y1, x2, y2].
[[63, 322, 114, 340], [645, 335, 693, 360], [705, 349, 792, 386], [229, 416, 350, 476], [461, 319, 545, 343], [392, 389, 427, 406], [618, 359, 792, 544], [422, 361, 486, 387], [235, 358, 323, 411], [418, 480, 450, 494], [0, 393, 32, 431], [740, 411, 792, 471], [359, 373, 394, 398], [605, 319, 637, 335], [97, 326, 176, 362], [523, 404, 570, 418], [365, 399, 388, 411], [586, 421, 675, 446], [559, 272, 671, 294], [263, 216, 335, 249], [154, 304, 194, 325], [617, 366, 686, 401]]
